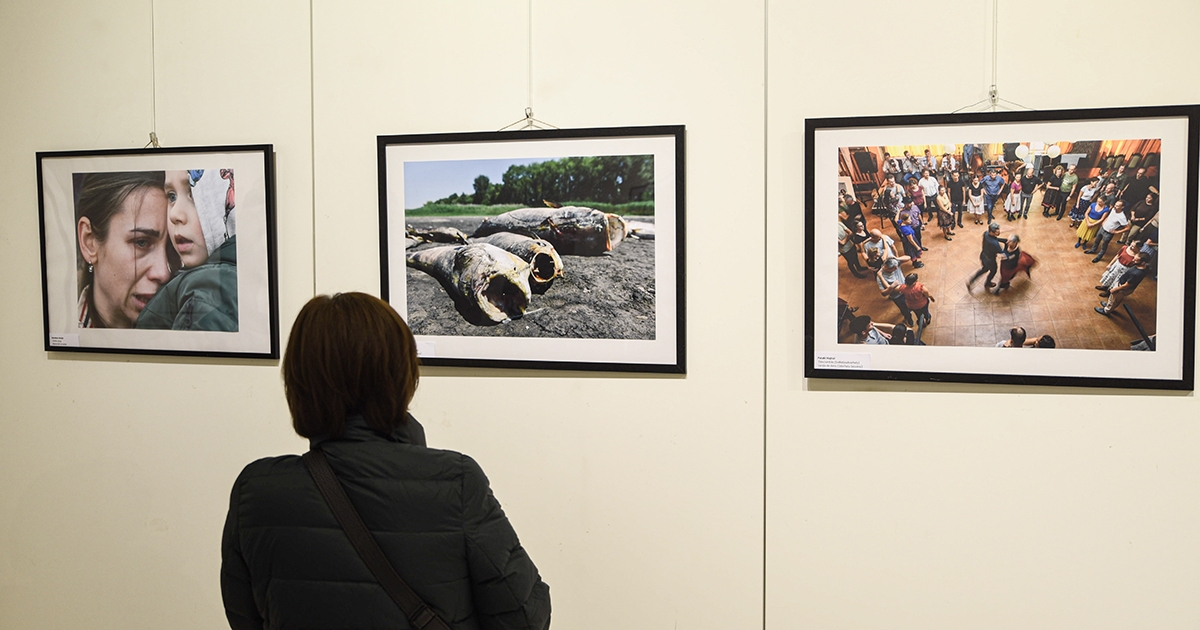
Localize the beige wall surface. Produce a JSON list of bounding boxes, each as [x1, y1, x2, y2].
[[0, 1, 764, 629], [0, 1, 316, 629], [767, 2, 1200, 630], [3, 1, 1199, 629], [309, 2, 766, 628]]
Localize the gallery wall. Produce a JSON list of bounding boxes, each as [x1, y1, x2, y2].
[[766, 1, 1200, 629], [1, 1, 1198, 630], [305, 2, 767, 628], [0, 1, 763, 629], [0, 2, 315, 628]]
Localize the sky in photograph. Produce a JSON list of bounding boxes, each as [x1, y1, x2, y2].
[[404, 157, 558, 209]]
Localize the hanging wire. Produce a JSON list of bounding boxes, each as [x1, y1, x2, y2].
[[499, 107, 559, 131], [952, 0, 1034, 114], [143, 0, 162, 147], [527, 0, 533, 113], [990, 0, 998, 105], [499, 0, 559, 131], [309, 0, 317, 295]]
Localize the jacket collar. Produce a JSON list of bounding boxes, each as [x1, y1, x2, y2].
[[308, 413, 423, 450]]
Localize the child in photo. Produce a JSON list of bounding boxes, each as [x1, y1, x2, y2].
[[136, 169, 238, 331]]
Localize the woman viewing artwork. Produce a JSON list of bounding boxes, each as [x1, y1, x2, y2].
[[221, 292, 551, 630]]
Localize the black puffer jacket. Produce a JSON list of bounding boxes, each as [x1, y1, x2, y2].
[[221, 416, 551, 630]]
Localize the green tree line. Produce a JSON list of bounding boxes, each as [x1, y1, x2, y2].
[[431, 155, 654, 207]]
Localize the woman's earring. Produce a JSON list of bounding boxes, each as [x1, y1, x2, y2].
[[88, 263, 94, 274]]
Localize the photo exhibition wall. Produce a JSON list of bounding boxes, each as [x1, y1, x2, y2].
[[1, 2, 1198, 630]]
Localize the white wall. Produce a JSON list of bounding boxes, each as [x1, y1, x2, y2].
[[3, 1, 1199, 629], [308, 2, 765, 628], [0, 1, 763, 629], [766, 2, 1200, 629], [1, 2, 315, 628]]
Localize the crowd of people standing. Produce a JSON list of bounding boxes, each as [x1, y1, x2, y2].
[[837, 145, 1161, 347]]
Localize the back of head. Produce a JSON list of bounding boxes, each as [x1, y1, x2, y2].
[[282, 292, 419, 439], [1010, 326, 1027, 346]]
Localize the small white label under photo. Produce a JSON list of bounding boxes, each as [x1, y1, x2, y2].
[[416, 341, 436, 357], [815, 352, 870, 370], [49, 334, 80, 347]]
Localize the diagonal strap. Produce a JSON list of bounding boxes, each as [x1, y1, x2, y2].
[[303, 449, 451, 630]]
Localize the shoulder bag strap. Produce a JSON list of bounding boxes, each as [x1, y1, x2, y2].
[[303, 448, 451, 630]]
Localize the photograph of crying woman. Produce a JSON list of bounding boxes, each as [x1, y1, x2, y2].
[[39, 145, 277, 358], [74, 168, 238, 331]]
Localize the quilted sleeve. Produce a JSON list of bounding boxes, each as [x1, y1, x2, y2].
[[220, 472, 263, 630], [462, 455, 551, 630]]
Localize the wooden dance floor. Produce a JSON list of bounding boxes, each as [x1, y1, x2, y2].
[[839, 192, 1157, 349]]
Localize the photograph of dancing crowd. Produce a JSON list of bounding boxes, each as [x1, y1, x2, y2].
[[837, 140, 1161, 350]]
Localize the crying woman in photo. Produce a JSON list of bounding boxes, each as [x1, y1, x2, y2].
[[135, 169, 239, 332]]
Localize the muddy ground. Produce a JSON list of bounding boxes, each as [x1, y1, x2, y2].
[[403, 216, 656, 339]]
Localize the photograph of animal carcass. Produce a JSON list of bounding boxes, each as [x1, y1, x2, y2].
[[401, 155, 659, 339]]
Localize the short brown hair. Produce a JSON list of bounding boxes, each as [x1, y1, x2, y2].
[[282, 292, 419, 439]]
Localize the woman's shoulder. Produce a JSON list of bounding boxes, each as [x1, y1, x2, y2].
[[234, 443, 477, 481], [329, 440, 493, 489], [232, 453, 304, 486], [231, 446, 492, 515]]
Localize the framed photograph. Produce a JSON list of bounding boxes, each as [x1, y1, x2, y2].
[[806, 106, 1198, 390], [379, 125, 685, 373], [38, 145, 278, 359]]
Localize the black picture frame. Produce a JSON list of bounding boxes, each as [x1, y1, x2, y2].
[[806, 105, 1198, 390], [37, 144, 279, 359], [378, 125, 686, 373]]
